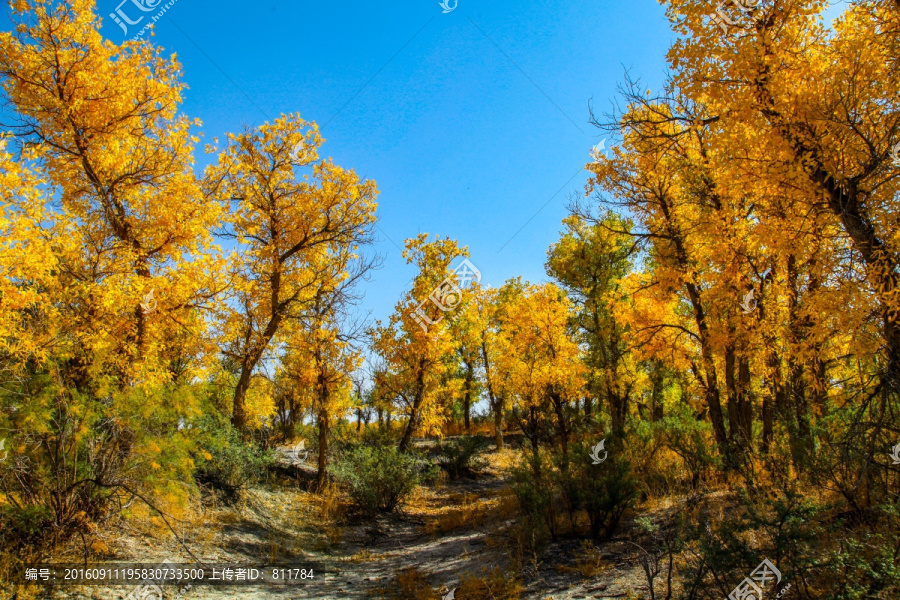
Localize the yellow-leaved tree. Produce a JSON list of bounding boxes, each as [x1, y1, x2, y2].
[[277, 246, 374, 488], [370, 235, 469, 451], [0, 0, 224, 546], [204, 114, 378, 430], [497, 282, 585, 467]]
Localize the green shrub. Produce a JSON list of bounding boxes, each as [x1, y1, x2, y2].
[[193, 415, 274, 505], [658, 407, 719, 490], [508, 449, 559, 540], [332, 445, 426, 514], [669, 483, 900, 600], [569, 440, 639, 540], [508, 440, 639, 542], [434, 435, 491, 480]]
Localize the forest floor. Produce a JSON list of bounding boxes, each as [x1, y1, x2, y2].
[[34, 443, 677, 600]]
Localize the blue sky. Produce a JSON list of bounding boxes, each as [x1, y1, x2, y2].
[[97, 0, 675, 324]]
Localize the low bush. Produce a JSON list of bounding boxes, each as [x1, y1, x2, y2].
[[332, 444, 427, 514], [193, 415, 274, 505], [457, 566, 523, 599], [508, 440, 639, 542], [508, 449, 559, 540], [434, 435, 491, 480], [657, 407, 719, 490]]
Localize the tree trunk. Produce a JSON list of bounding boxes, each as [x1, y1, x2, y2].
[[231, 314, 284, 430], [316, 411, 329, 490], [656, 189, 728, 454], [725, 342, 738, 442], [649, 360, 665, 422], [399, 360, 426, 453], [493, 398, 504, 449], [687, 280, 729, 455], [551, 390, 570, 470], [481, 340, 503, 449], [738, 357, 753, 443], [463, 359, 474, 432], [762, 395, 774, 453], [232, 363, 253, 430]]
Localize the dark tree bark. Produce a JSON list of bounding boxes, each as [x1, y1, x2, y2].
[[398, 358, 426, 453], [463, 358, 474, 432]]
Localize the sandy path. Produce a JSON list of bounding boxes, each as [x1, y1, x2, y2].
[[40, 449, 656, 600]]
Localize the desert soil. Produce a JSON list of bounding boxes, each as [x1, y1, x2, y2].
[[35, 445, 666, 600]]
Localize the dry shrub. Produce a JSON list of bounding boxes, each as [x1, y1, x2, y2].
[[555, 540, 608, 578], [457, 567, 523, 599], [442, 422, 495, 437], [369, 566, 438, 600], [315, 481, 346, 522], [423, 490, 518, 537], [497, 522, 545, 578]]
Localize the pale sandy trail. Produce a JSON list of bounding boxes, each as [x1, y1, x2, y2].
[[42, 448, 653, 599]]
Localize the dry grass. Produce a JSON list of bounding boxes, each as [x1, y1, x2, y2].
[[317, 481, 347, 522], [555, 540, 609, 578], [442, 422, 498, 437], [457, 567, 524, 599], [485, 447, 520, 474], [369, 566, 440, 600], [345, 548, 380, 563], [421, 488, 518, 538]]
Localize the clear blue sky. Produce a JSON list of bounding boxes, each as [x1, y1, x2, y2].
[[93, 0, 676, 325]]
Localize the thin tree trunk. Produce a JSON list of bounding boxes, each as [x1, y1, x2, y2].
[[481, 340, 504, 448], [232, 363, 253, 430], [399, 359, 426, 453], [551, 390, 570, 470], [316, 410, 329, 490], [737, 357, 753, 443], [463, 359, 474, 432]]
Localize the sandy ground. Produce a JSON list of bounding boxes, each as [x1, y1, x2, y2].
[[30, 446, 662, 600]]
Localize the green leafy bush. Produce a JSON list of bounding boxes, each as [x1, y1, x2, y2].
[[434, 435, 491, 479], [508, 450, 558, 540], [193, 415, 274, 505], [569, 440, 639, 540], [658, 407, 719, 490], [332, 445, 427, 514]]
